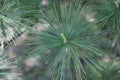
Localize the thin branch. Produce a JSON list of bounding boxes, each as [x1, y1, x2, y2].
[[3, 29, 27, 49]]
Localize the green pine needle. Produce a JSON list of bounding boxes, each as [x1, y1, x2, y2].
[[93, 0, 120, 42], [29, 0, 105, 80]]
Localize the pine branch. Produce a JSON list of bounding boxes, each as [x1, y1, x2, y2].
[[3, 29, 27, 49]]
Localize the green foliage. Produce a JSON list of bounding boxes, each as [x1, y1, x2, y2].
[[0, 0, 27, 46], [88, 61, 120, 80], [29, 0, 105, 80], [1, 0, 120, 80], [0, 0, 24, 34], [0, 54, 16, 78], [93, 0, 120, 43], [19, 0, 43, 23]]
